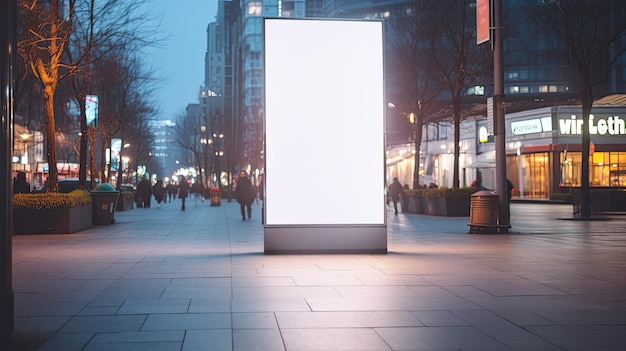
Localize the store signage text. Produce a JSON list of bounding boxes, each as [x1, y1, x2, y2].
[[511, 117, 552, 136], [559, 114, 626, 135]]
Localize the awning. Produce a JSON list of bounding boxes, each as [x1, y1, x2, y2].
[[467, 161, 495, 169]]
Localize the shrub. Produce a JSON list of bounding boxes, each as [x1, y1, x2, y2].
[[121, 191, 135, 201], [13, 190, 92, 210], [403, 187, 472, 199]]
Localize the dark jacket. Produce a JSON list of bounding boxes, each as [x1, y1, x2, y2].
[[166, 182, 178, 196], [138, 178, 152, 199], [235, 175, 254, 204], [388, 179, 403, 201], [153, 180, 165, 202], [178, 179, 189, 199], [13, 172, 30, 194]]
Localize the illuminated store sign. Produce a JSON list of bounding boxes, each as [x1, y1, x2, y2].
[[559, 114, 626, 135], [511, 117, 552, 135]]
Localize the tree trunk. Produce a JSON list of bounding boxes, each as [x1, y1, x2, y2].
[[78, 96, 88, 189], [412, 109, 424, 189], [43, 86, 58, 192], [89, 128, 97, 188], [579, 69, 593, 218], [452, 96, 461, 188]]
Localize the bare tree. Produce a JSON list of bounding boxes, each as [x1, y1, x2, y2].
[[64, 0, 158, 189], [17, 0, 161, 192], [92, 51, 158, 188], [171, 112, 205, 186], [17, 0, 77, 193], [386, 3, 446, 188], [418, 0, 492, 188], [539, 1, 626, 217]]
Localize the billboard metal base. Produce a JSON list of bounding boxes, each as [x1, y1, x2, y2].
[[264, 226, 387, 254]]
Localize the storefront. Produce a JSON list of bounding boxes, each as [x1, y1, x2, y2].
[[503, 105, 626, 199]]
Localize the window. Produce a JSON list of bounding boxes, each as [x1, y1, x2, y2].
[[247, 1, 262, 15]]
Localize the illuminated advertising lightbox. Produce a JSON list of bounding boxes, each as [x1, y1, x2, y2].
[[264, 18, 386, 253], [110, 138, 122, 171], [86, 95, 98, 126]]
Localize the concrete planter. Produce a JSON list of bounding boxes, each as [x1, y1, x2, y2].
[[13, 204, 92, 234], [116, 193, 135, 211], [406, 195, 423, 214], [420, 196, 471, 217]]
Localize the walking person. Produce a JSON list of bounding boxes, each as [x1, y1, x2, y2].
[[191, 181, 204, 205], [235, 170, 255, 221], [506, 178, 515, 221], [257, 174, 264, 224], [178, 176, 190, 211], [13, 171, 31, 194], [153, 179, 165, 208], [388, 177, 403, 215], [137, 176, 152, 208], [167, 181, 177, 202]]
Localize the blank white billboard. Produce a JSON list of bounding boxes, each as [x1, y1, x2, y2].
[[264, 18, 385, 227]]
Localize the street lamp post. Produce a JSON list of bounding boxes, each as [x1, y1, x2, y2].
[[213, 132, 224, 189], [200, 125, 208, 187]]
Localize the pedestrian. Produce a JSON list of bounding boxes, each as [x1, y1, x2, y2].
[[13, 172, 30, 194], [167, 181, 177, 202], [178, 176, 190, 211], [137, 176, 152, 208], [470, 179, 485, 193], [235, 170, 255, 220], [191, 181, 204, 205], [153, 179, 165, 208], [257, 174, 264, 202], [507, 178, 514, 201], [506, 178, 515, 220], [388, 177, 403, 215], [257, 174, 264, 223]]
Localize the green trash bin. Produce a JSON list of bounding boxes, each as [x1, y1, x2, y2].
[[91, 183, 120, 225]]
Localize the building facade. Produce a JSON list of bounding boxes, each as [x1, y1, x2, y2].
[[202, 0, 625, 190], [387, 101, 626, 199]]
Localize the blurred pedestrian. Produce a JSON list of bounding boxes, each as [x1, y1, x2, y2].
[[153, 179, 165, 208], [167, 181, 177, 202], [191, 181, 204, 205], [178, 176, 190, 211], [13, 172, 30, 194], [470, 179, 486, 193], [257, 174, 264, 224], [507, 178, 515, 220], [235, 170, 255, 220], [388, 177, 403, 215], [137, 176, 152, 208]]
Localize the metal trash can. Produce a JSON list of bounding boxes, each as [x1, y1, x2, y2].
[[210, 187, 221, 206], [468, 190, 499, 234], [91, 183, 120, 225]]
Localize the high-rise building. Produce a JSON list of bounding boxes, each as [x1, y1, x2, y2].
[[204, 0, 626, 191]]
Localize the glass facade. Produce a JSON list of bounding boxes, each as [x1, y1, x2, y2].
[[508, 152, 551, 199], [561, 151, 626, 187]]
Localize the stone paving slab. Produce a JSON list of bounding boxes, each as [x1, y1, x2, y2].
[[8, 199, 626, 350]]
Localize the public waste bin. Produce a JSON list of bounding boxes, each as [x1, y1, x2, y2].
[[210, 187, 221, 206], [91, 183, 120, 225], [468, 190, 499, 234]]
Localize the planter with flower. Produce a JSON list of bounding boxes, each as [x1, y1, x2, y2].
[[403, 189, 423, 214], [116, 191, 136, 211], [423, 187, 472, 216], [12, 190, 93, 234]]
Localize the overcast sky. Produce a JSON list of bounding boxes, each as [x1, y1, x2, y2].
[[142, 0, 218, 120]]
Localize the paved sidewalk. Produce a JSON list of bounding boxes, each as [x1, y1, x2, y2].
[[9, 199, 626, 350]]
